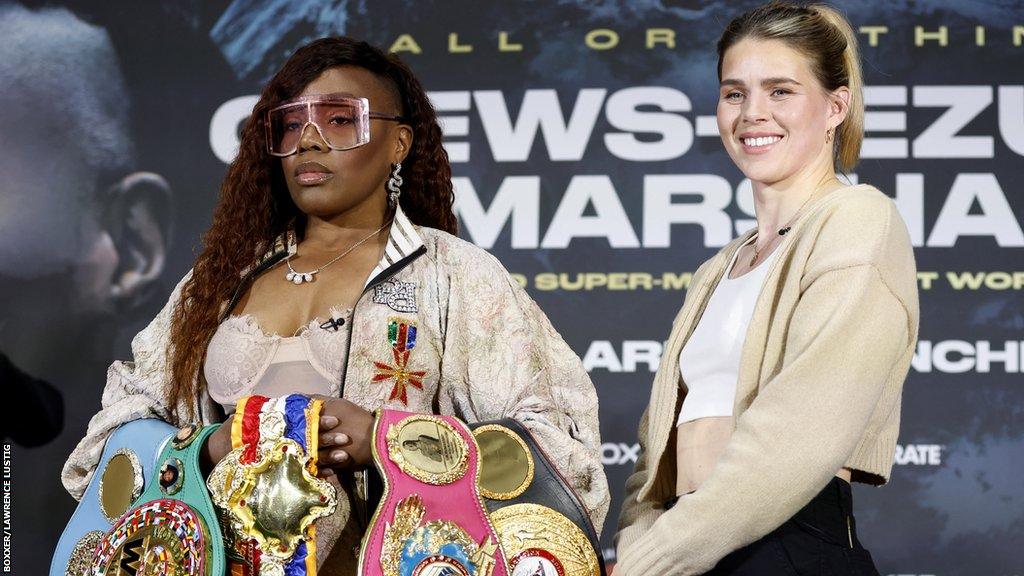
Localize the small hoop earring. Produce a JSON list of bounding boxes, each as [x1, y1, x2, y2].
[[387, 162, 403, 207]]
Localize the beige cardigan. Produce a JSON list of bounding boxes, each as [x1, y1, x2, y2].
[[614, 184, 919, 575]]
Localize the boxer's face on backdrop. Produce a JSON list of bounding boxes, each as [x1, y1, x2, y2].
[[0, 99, 119, 297], [279, 66, 411, 223], [0, 6, 168, 349], [716, 38, 848, 187]]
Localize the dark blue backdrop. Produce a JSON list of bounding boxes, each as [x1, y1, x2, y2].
[[3, 1, 1022, 574]]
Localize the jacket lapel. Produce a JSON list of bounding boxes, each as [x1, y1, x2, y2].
[[639, 229, 756, 500], [364, 206, 425, 289]]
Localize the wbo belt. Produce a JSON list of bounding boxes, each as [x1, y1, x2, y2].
[[207, 394, 338, 576], [360, 410, 508, 576], [470, 419, 605, 576]]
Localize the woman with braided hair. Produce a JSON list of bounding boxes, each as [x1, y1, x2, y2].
[[63, 37, 608, 574]]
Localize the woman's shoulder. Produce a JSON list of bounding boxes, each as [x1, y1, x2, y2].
[[414, 227, 533, 313], [816, 183, 899, 223], [416, 226, 515, 282], [799, 183, 915, 274]]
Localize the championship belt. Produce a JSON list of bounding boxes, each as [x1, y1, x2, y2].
[[207, 395, 338, 576], [87, 422, 226, 575], [359, 410, 509, 576], [470, 420, 605, 576], [51, 418, 177, 576]]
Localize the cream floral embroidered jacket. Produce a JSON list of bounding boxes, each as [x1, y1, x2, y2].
[[62, 207, 609, 569]]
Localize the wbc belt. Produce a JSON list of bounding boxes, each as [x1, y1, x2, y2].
[[51, 418, 177, 576], [207, 394, 338, 576], [359, 410, 509, 576], [88, 422, 225, 576]]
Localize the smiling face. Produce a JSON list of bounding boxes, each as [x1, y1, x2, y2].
[[716, 38, 848, 188], [278, 66, 411, 224]]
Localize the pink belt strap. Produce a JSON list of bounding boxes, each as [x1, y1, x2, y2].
[[359, 410, 509, 576]]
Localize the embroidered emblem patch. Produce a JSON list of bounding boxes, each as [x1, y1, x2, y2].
[[374, 318, 426, 405], [374, 278, 418, 313]]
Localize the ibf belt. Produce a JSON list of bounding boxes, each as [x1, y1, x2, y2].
[[359, 410, 509, 576], [207, 395, 338, 576]]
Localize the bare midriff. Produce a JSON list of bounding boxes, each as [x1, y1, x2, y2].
[[675, 416, 852, 495]]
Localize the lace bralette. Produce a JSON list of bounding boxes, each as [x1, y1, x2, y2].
[[203, 308, 351, 412]]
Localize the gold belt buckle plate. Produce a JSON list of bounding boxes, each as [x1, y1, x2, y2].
[[207, 412, 337, 575]]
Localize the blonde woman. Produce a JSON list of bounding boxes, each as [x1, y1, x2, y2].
[[615, 3, 918, 575]]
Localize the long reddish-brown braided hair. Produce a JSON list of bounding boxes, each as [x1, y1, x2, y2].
[[167, 37, 456, 418]]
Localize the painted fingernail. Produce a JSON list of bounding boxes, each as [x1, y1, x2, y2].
[[332, 450, 348, 462], [322, 416, 339, 427], [335, 434, 349, 445]]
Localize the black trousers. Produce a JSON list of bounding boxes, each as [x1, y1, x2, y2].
[[703, 478, 880, 576]]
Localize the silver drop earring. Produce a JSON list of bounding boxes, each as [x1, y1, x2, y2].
[[387, 162, 403, 207]]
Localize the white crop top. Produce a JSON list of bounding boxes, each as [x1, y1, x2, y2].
[[676, 236, 777, 425], [203, 308, 351, 413]]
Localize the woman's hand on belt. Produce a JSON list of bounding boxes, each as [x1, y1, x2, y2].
[[315, 397, 375, 476], [200, 414, 234, 477]]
